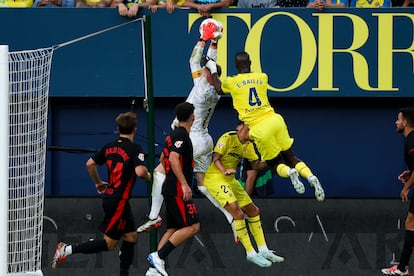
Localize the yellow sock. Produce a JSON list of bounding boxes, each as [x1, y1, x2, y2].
[[295, 161, 313, 179], [234, 219, 254, 253], [247, 215, 267, 249], [276, 163, 290, 178]]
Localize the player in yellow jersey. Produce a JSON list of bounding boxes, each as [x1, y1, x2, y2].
[[204, 122, 284, 268], [209, 51, 325, 201]]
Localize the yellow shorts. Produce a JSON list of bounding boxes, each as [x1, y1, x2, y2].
[[249, 112, 294, 161], [205, 175, 253, 208]]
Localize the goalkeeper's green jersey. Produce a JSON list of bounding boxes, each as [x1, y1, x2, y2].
[[221, 72, 274, 126]]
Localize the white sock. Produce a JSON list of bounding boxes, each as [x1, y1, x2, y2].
[[65, 245, 73, 256], [258, 245, 269, 252], [198, 185, 233, 224], [246, 250, 257, 257], [148, 171, 165, 220]]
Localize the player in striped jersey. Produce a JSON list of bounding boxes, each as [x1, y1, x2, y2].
[[52, 112, 151, 276]]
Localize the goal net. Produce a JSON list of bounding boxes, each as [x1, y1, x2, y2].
[[0, 16, 147, 276], [5, 46, 54, 275]]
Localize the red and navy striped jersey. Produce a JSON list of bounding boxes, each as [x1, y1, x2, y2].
[[92, 137, 146, 199], [162, 127, 194, 197]]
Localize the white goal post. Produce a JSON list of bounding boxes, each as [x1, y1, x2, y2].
[[1, 45, 55, 276], [0, 45, 9, 275]]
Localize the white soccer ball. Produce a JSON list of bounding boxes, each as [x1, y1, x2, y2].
[[199, 18, 223, 41]]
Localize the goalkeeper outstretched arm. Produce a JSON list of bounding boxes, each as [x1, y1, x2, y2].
[[189, 40, 205, 74], [206, 41, 217, 61], [205, 59, 224, 95]]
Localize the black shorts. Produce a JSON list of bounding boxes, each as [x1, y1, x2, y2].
[[164, 195, 200, 229], [99, 198, 136, 240]]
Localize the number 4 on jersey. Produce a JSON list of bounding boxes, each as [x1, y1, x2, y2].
[[249, 87, 261, 107]]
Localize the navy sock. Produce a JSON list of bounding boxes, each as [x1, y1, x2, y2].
[[119, 240, 135, 275], [158, 240, 175, 260], [72, 239, 108, 254], [398, 230, 414, 271]]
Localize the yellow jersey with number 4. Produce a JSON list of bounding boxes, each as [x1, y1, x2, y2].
[[221, 72, 274, 126]]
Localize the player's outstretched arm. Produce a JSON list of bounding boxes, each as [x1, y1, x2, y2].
[[206, 42, 218, 61], [205, 59, 223, 94], [189, 40, 205, 73]]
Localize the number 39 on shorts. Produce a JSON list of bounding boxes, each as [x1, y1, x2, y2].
[[186, 203, 198, 215]]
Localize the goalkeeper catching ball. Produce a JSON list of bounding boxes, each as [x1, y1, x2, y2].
[[139, 21, 239, 271]]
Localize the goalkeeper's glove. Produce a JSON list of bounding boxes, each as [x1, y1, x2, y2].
[[200, 21, 218, 41], [211, 30, 222, 44], [211, 22, 223, 43], [205, 59, 217, 74]]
